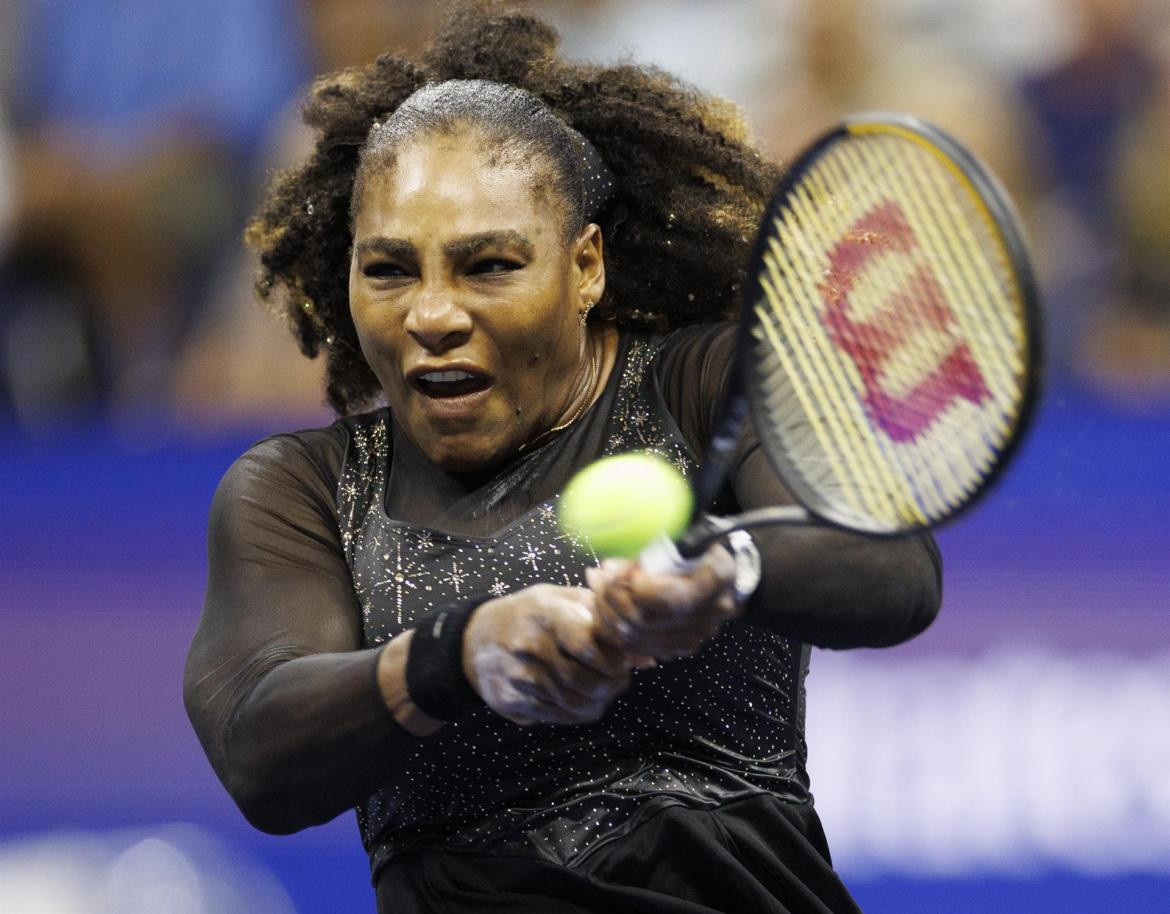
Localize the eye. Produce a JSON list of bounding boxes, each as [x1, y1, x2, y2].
[[469, 258, 522, 276], [363, 262, 410, 279]]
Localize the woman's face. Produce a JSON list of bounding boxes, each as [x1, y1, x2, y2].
[[349, 129, 604, 471]]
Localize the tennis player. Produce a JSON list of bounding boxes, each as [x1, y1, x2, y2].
[[184, 4, 941, 911]]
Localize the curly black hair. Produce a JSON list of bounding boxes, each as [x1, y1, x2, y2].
[[246, 0, 779, 414]]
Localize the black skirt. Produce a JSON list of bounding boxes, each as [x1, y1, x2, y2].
[[375, 795, 863, 913]]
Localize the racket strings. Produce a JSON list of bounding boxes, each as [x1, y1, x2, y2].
[[749, 125, 1029, 532], [865, 138, 1022, 410], [803, 158, 965, 516], [762, 205, 900, 520], [768, 167, 938, 525], [821, 143, 992, 510], [760, 206, 883, 518], [769, 181, 921, 522], [867, 137, 1025, 468]]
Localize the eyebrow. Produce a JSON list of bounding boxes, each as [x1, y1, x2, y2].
[[354, 236, 415, 260], [353, 231, 535, 262], [443, 230, 534, 261]]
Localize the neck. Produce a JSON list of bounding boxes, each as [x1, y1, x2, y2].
[[521, 324, 618, 453], [562, 327, 602, 421]]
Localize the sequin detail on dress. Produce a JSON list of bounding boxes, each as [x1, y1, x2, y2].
[[337, 334, 811, 877]]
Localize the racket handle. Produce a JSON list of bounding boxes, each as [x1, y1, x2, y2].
[[637, 519, 762, 606], [638, 515, 733, 574], [638, 533, 698, 576]]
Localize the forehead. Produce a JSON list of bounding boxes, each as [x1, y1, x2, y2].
[[353, 131, 565, 243]]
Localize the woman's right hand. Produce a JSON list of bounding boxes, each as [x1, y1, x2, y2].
[[462, 584, 642, 726]]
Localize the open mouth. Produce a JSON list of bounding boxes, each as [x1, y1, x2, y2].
[[410, 369, 493, 399]]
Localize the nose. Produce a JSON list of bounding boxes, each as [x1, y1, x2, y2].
[[404, 289, 473, 354]]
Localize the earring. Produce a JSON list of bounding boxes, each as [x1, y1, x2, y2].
[[580, 299, 594, 327]]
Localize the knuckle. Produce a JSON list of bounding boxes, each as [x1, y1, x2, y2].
[[507, 670, 540, 694], [529, 583, 558, 602]]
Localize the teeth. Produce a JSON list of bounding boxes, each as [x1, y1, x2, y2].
[[421, 370, 474, 383]]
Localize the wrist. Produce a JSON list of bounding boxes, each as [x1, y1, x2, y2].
[[376, 633, 444, 736], [404, 594, 489, 721]]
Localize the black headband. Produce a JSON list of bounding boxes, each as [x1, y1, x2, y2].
[[574, 131, 618, 224]]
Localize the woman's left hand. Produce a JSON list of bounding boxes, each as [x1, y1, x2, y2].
[[585, 544, 741, 661]]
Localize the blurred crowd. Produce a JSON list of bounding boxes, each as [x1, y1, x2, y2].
[[0, 0, 1167, 437]]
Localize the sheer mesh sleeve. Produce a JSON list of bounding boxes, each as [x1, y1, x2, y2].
[[183, 427, 423, 834], [654, 324, 942, 649]]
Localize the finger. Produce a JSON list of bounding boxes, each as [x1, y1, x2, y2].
[[600, 575, 705, 635], [584, 565, 609, 596], [546, 597, 636, 696], [679, 564, 741, 626], [561, 586, 665, 654], [504, 674, 609, 724], [592, 582, 654, 648], [586, 570, 700, 659], [551, 660, 633, 701], [511, 647, 621, 713], [600, 558, 634, 576], [584, 566, 633, 629], [557, 585, 598, 608], [472, 647, 588, 721], [498, 698, 577, 727], [556, 624, 633, 682], [611, 615, 726, 660], [685, 545, 737, 599], [485, 665, 583, 723], [544, 643, 631, 702], [624, 571, 710, 618], [620, 551, 737, 626], [714, 589, 741, 619], [703, 541, 738, 578], [496, 591, 627, 701]]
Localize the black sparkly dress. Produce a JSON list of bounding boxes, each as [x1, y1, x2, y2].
[[345, 328, 855, 912], [188, 323, 939, 912]]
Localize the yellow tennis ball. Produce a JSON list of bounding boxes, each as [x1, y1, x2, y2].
[[559, 452, 693, 558]]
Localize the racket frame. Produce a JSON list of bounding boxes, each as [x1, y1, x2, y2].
[[681, 113, 1043, 555]]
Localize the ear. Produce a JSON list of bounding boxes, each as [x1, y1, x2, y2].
[[572, 223, 606, 315]]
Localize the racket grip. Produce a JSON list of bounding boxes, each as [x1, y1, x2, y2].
[[638, 514, 732, 574], [638, 533, 698, 576]]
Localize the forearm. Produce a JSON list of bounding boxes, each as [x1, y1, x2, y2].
[[191, 631, 437, 834], [743, 526, 941, 649]]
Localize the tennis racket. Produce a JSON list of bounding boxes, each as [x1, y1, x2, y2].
[[640, 112, 1041, 571]]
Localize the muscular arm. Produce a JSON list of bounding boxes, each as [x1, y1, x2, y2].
[[656, 324, 942, 649], [183, 432, 434, 835]]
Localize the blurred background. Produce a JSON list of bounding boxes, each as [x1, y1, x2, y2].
[[0, 0, 1167, 911]]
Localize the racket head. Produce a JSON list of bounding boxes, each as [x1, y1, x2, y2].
[[737, 112, 1042, 536]]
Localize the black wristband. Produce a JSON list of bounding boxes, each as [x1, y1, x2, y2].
[[405, 594, 489, 721]]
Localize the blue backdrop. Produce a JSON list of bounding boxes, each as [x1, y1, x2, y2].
[[1, 381, 1167, 913]]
